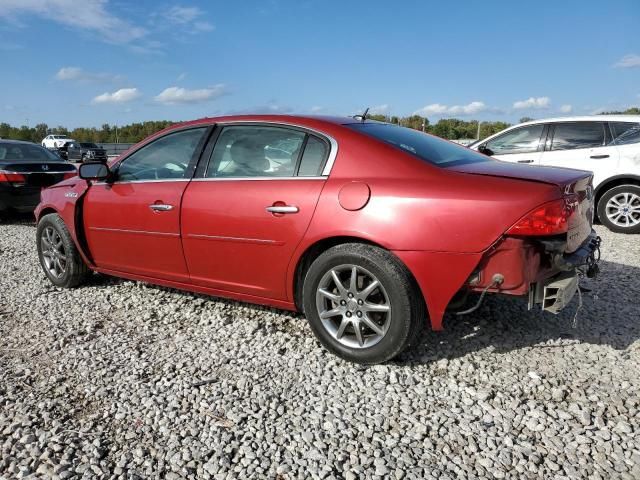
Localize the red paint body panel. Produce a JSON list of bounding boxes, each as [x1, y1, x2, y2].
[[181, 179, 324, 299], [82, 182, 190, 282], [35, 115, 595, 333]]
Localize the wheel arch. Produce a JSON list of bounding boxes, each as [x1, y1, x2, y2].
[[594, 175, 640, 216], [36, 206, 59, 223], [291, 235, 426, 315]]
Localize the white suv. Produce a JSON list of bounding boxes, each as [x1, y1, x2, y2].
[[42, 134, 75, 149], [470, 116, 640, 233]]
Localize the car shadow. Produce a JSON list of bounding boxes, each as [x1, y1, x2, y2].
[[397, 259, 639, 365], [0, 211, 36, 226]]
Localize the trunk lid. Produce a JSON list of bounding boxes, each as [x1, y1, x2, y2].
[[448, 160, 594, 253], [0, 162, 77, 188]]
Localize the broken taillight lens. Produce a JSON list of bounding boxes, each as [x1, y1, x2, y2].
[[507, 196, 578, 236]]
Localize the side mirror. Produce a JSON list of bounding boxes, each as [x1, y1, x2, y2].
[[478, 145, 494, 156], [79, 162, 110, 181]]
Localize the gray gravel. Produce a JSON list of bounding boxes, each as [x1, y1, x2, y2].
[[1, 215, 639, 479]]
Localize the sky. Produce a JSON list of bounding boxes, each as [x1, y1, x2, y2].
[[0, 0, 639, 128]]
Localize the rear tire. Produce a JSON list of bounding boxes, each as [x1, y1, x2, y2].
[[37, 213, 90, 288], [302, 243, 425, 364], [597, 185, 640, 234]]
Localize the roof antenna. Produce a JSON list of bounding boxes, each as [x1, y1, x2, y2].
[[353, 107, 370, 122]]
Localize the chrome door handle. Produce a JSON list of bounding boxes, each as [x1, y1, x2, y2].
[[149, 204, 174, 212], [590, 154, 609, 159], [517, 159, 534, 163], [266, 205, 299, 214]]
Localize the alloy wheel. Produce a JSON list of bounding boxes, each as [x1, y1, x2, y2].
[[315, 264, 391, 349], [41, 226, 67, 278], [605, 192, 640, 228]]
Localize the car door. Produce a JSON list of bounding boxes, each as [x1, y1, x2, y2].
[[67, 143, 78, 161], [539, 122, 619, 187], [181, 124, 331, 300], [480, 124, 545, 164], [83, 126, 209, 282]]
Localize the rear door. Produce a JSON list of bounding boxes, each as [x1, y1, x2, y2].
[[481, 124, 545, 164], [539, 121, 619, 188], [83, 126, 209, 282], [181, 123, 332, 300]]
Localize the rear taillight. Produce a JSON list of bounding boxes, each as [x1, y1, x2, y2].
[[0, 171, 27, 186], [507, 195, 579, 236]]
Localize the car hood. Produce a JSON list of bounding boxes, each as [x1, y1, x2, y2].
[[445, 159, 592, 187]]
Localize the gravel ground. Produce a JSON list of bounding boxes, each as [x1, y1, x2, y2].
[[1, 215, 639, 480]]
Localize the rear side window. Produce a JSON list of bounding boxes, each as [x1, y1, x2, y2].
[[298, 136, 328, 176], [610, 122, 640, 145], [485, 125, 544, 155], [206, 125, 330, 178], [551, 122, 605, 150]]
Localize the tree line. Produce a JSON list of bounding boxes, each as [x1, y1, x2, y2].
[[1, 107, 638, 145]]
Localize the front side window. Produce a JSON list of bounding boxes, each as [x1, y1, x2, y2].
[[117, 127, 206, 181], [551, 122, 605, 151], [207, 126, 307, 178], [485, 125, 544, 155], [610, 122, 640, 146]]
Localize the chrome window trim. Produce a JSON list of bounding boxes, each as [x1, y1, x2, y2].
[[210, 120, 339, 177], [93, 178, 191, 185], [192, 176, 327, 182]]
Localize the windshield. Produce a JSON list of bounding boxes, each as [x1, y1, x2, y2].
[[346, 122, 490, 167], [53, 135, 69, 139], [0, 142, 61, 161], [80, 143, 98, 148]]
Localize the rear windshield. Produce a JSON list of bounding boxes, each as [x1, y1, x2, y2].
[[347, 122, 490, 167], [80, 143, 98, 148], [0, 143, 60, 161]]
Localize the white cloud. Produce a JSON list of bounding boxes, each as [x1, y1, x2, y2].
[[163, 5, 214, 32], [559, 104, 573, 113], [310, 106, 324, 113], [513, 97, 551, 110], [177, 72, 187, 82], [614, 54, 640, 68], [414, 101, 487, 116], [55, 66, 123, 83], [92, 88, 141, 104], [154, 85, 226, 104], [0, 0, 146, 45]]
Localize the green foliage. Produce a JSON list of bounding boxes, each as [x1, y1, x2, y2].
[[598, 107, 640, 115], [0, 121, 175, 144], [5, 107, 637, 144]]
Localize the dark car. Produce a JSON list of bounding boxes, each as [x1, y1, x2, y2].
[[67, 142, 107, 163], [0, 140, 77, 216], [55, 141, 72, 160]]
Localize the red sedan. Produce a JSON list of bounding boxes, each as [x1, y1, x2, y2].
[[35, 115, 600, 364]]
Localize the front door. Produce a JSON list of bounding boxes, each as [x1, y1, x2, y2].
[[482, 123, 545, 164], [181, 124, 331, 300], [538, 121, 619, 188], [83, 127, 209, 282]]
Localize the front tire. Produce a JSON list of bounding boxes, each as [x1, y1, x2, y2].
[[302, 243, 425, 364], [597, 185, 640, 234], [37, 213, 90, 288]]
